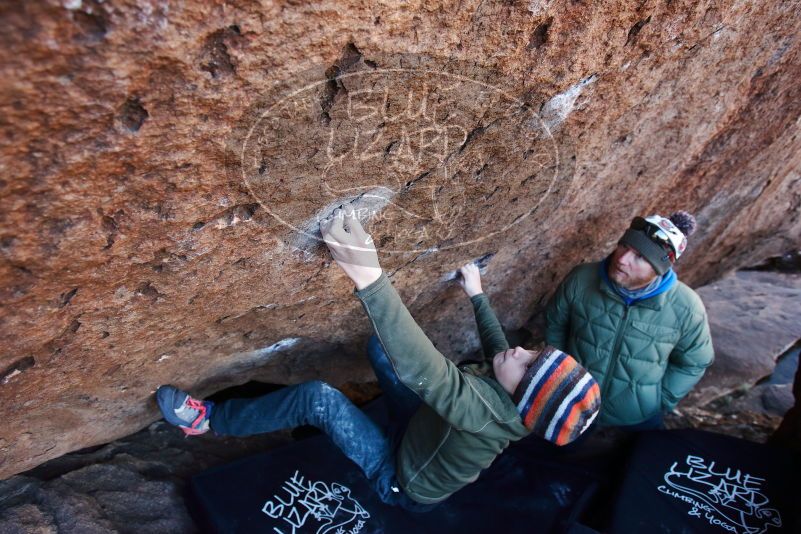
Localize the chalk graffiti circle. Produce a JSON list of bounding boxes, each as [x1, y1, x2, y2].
[[240, 65, 561, 254]]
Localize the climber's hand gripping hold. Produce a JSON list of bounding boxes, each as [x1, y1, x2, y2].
[[321, 207, 383, 290]]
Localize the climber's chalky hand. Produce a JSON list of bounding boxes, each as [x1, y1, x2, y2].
[[458, 263, 484, 298], [321, 207, 382, 290]]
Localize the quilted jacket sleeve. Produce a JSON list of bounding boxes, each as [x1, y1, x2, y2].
[[544, 269, 575, 352], [661, 297, 714, 411]]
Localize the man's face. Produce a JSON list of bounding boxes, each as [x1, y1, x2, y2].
[[493, 346, 538, 395], [608, 243, 658, 289]]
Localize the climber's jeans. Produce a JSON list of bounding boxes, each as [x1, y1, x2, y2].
[[210, 335, 435, 512]]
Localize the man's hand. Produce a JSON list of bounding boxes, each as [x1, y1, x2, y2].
[[321, 207, 383, 290], [458, 263, 484, 297]]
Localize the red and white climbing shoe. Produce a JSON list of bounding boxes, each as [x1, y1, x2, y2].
[[156, 385, 213, 436]]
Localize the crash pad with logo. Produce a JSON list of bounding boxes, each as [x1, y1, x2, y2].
[[607, 429, 801, 534], [187, 414, 601, 533]]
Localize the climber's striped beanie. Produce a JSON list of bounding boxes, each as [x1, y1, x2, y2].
[[513, 346, 601, 446]]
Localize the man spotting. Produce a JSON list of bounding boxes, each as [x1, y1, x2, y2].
[[155, 208, 600, 510], [545, 211, 714, 429]]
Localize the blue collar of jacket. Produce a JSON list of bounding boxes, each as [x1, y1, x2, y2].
[[599, 257, 677, 308]]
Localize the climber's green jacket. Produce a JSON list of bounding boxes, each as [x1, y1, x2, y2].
[[355, 273, 529, 504], [545, 262, 714, 426]]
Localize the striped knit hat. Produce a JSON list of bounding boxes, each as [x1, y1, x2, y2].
[[513, 346, 601, 446]]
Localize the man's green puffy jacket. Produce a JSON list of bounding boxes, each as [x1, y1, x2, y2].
[[545, 262, 714, 426], [355, 273, 529, 504]]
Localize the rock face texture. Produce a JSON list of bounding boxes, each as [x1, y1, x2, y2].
[[687, 271, 801, 406], [1, 0, 800, 478], [0, 420, 294, 534]]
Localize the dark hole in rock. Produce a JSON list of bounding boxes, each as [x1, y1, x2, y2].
[[338, 42, 362, 72], [13, 264, 33, 276], [73, 10, 107, 42], [528, 18, 552, 50], [238, 203, 259, 220], [47, 218, 75, 237], [626, 16, 651, 46], [70, 444, 106, 456], [746, 250, 801, 273], [0, 235, 16, 249], [384, 140, 398, 157], [0, 356, 35, 383], [459, 126, 485, 154], [119, 98, 149, 132], [59, 287, 79, 308], [101, 215, 118, 232], [320, 78, 339, 116], [200, 27, 240, 78], [319, 42, 364, 122], [136, 281, 162, 302]]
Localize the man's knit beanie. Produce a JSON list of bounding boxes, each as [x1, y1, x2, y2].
[[513, 346, 601, 446], [619, 211, 698, 275]]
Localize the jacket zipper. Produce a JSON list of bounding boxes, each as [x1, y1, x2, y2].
[[600, 303, 631, 402]]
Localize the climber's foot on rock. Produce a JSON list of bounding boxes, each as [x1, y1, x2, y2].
[[156, 385, 213, 436]]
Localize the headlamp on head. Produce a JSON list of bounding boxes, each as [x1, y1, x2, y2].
[[631, 215, 687, 262], [619, 214, 691, 275]]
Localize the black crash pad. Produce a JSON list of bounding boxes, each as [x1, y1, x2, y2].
[[608, 429, 801, 534], [188, 408, 601, 533]]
